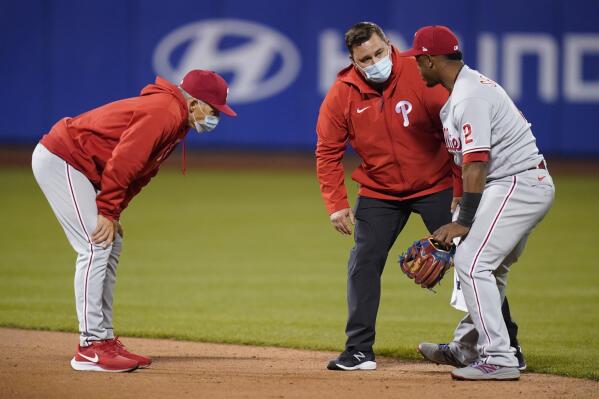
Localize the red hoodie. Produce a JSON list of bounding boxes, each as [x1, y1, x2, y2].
[[40, 76, 189, 221], [316, 47, 461, 214]]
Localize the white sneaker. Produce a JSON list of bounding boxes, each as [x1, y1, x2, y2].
[[451, 361, 520, 381]]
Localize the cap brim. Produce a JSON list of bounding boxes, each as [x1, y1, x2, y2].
[[397, 48, 425, 57], [212, 103, 237, 117]]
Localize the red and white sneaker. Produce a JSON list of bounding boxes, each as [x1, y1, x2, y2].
[[71, 340, 139, 372], [111, 337, 152, 368]]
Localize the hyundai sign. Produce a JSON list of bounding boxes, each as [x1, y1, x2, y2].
[[1, 0, 598, 154]]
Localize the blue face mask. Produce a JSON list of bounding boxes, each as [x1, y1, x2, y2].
[[359, 49, 393, 83], [192, 108, 220, 134]]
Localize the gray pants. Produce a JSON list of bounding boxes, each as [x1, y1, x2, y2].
[[450, 168, 554, 367], [449, 240, 528, 365], [32, 144, 121, 346]]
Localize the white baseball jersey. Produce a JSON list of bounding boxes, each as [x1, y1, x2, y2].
[[440, 65, 544, 180]]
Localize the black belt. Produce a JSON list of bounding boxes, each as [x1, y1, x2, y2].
[[528, 160, 546, 171]]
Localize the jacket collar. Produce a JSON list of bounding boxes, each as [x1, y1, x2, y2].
[[337, 46, 404, 97]]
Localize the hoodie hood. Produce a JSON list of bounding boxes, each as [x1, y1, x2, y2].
[[141, 76, 190, 176], [141, 76, 189, 120]]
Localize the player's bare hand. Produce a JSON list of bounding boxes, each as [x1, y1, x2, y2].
[[92, 215, 116, 248], [433, 222, 469, 246], [330, 208, 355, 235], [451, 197, 461, 213]]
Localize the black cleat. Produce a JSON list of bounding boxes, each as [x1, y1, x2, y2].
[[327, 350, 376, 371], [515, 345, 527, 371]]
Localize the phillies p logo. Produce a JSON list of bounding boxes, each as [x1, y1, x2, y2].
[[395, 100, 413, 127]]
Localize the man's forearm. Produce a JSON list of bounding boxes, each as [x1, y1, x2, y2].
[[456, 161, 489, 228], [316, 148, 349, 214], [462, 161, 488, 192]]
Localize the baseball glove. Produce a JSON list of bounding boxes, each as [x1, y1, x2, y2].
[[398, 238, 455, 290]]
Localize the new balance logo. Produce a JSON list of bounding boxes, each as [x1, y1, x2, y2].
[[353, 352, 366, 362], [475, 364, 500, 374]]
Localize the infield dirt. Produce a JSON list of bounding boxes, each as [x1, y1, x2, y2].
[[1, 328, 597, 399]]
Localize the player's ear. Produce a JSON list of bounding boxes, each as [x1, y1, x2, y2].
[[426, 55, 434, 69], [189, 98, 198, 112]]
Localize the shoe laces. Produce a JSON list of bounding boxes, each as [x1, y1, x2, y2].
[[469, 360, 486, 367], [338, 350, 353, 361], [94, 340, 120, 356], [113, 337, 125, 349], [112, 336, 131, 354]]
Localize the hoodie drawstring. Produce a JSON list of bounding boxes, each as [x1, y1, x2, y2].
[[181, 138, 186, 176]]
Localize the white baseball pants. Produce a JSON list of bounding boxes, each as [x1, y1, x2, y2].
[[452, 167, 554, 367], [32, 143, 121, 346]]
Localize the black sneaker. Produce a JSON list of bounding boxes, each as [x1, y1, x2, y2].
[[515, 346, 526, 371], [327, 350, 376, 371]]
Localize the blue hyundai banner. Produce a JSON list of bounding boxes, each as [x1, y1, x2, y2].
[[1, 0, 598, 154]]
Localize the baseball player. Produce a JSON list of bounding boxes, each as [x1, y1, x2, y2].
[[32, 70, 236, 372], [399, 26, 554, 380]]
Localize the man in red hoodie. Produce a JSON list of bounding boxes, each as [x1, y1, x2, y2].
[[317, 22, 524, 372], [32, 70, 236, 372]]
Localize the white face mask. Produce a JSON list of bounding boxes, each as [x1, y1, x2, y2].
[[358, 48, 393, 83], [192, 107, 220, 134]]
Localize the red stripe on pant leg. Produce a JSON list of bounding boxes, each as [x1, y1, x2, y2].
[[66, 164, 94, 337], [82, 245, 94, 337], [468, 176, 518, 350]]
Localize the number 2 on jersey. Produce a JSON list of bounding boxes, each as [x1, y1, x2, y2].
[[462, 123, 473, 144]]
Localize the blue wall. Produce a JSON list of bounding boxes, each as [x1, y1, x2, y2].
[[1, 0, 598, 154]]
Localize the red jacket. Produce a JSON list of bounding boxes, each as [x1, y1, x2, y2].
[[316, 47, 461, 214], [40, 77, 189, 221]]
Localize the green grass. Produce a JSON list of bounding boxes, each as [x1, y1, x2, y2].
[[1, 167, 597, 380]]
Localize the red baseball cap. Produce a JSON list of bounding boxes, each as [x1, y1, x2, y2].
[[180, 70, 237, 117], [398, 25, 460, 57]]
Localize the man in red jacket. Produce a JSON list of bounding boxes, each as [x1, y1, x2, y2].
[[317, 22, 461, 371], [32, 70, 236, 372]]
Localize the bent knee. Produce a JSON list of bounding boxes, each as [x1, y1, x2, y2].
[[76, 242, 113, 257], [454, 249, 473, 274]]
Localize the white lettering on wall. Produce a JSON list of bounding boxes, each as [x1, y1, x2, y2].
[[503, 34, 558, 102], [319, 31, 598, 103], [318, 30, 348, 95], [564, 34, 599, 102], [477, 33, 498, 81]]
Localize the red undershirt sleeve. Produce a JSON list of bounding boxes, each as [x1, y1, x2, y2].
[[463, 150, 490, 163]]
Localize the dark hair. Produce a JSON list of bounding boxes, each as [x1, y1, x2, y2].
[[445, 50, 463, 61], [345, 22, 387, 55]]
